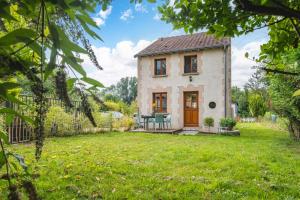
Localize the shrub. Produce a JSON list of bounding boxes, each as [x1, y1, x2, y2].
[[204, 117, 214, 132], [114, 116, 134, 131], [45, 106, 74, 136], [220, 118, 237, 130], [99, 113, 113, 130], [248, 93, 267, 117], [104, 101, 121, 112]]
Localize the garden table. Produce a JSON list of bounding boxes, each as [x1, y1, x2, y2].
[[141, 115, 154, 130], [141, 114, 168, 130]]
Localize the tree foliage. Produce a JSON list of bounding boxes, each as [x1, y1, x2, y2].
[[231, 86, 250, 117], [0, 0, 110, 198], [266, 48, 300, 140], [103, 77, 137, 105], [248, 93, 267, 117]]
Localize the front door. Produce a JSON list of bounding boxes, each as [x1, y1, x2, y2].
[[184, 91, 199, 127]]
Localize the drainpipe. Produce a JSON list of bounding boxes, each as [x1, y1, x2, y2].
[[224, 45, 228, 118]]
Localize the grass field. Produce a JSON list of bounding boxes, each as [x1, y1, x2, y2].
[[1, 123, 300, 199]]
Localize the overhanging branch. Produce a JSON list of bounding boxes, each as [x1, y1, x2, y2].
[[262, 67, 300, 75], [236, 0, 300, 20], [245, 17, 287, 33]]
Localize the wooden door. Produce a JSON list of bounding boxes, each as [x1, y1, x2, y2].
[[184, 91, 199, 127]]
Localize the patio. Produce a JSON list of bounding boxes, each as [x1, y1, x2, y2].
[[131, 128, 182, 134], [133, 113, 182, 134]]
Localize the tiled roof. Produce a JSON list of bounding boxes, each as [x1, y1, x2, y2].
[[135, 32, 230, 57]]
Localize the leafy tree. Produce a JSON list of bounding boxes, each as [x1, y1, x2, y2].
[[244, 67, 268, 93], [0, 0, 110, 198], [248, 93, 267, 117], [0, 0, 107, 160], [231, 86, 250, 117], [266, 48, 300, 140], [104, 77, 137, 104]]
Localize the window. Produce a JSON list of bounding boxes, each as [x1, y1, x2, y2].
[[153, 93, 167, 113], [154, 59, 166, 75], [184, 55, 197, 73]]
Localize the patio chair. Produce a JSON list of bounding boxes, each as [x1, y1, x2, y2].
[[165, 114, 172, 129], [134, 113, 144, 128], [153, 113, 165, 130]]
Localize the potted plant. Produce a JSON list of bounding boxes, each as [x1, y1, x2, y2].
[[152, 102, 156, 115], [220, 118, 237, 131], [204, 117, 214, 133]]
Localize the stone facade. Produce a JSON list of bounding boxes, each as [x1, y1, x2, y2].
[[137, 47, 231, 132]]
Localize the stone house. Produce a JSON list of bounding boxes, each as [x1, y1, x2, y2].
[[135, 32, 231, 132]]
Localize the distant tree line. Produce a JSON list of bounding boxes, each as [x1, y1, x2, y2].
[[102, 77, 137, 105]]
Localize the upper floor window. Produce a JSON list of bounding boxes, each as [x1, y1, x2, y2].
[[184, 55, 197, 73], [154, 58, 166, 75]]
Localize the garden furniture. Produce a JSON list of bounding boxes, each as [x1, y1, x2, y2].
[[134, 113, 144, 128], [154, 113, 165, 130], [165, 114, 172, 129], [141, 114, 168, 130], [141, 115, 154, 130]]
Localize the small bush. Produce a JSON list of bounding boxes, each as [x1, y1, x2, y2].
[[118, 116, 134, 131], [45, 106, 74, 136], [204, 117, 214, 132], [98, 113, 113, 130], [104, 101, 121, 112], [220, 118, 237, 130], [204, 117, 214, 127]]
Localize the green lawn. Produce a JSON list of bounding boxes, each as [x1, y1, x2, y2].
[[1, 123, 300, 199]]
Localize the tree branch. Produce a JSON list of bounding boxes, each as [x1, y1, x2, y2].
[[0, 139, 11, 187], [245, 17, 287, 33], [289, 18, 300, 38], [262, 67, 300, 75], [236, 0, 300, 20]]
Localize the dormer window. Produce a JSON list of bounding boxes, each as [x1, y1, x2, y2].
[[154, 58, 166, 76], [184, 55, 197, 73]]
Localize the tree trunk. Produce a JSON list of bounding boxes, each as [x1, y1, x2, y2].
[[288, 118, 300, 141]]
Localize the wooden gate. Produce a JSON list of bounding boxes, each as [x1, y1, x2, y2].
[[7, 116, 33, 143]]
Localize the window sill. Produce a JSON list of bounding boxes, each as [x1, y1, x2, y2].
[[153, 75, 168, 78], [182, 72, 199, 76]]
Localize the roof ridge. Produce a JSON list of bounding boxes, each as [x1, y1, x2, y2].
[[158, 31, 206, 40]]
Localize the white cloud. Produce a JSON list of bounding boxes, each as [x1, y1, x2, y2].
[[120, 9, 134, 21], [153, 13, 161, 21], [93, 17, 105, 26], [83, 40, 151, 87], [135, 3, 148, 13], [99, 6, 112, 19], [232, 40, 265, 88], [93, 6, 112, 27]]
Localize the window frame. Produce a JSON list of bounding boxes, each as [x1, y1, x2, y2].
[[184, 55, 197, 74], [152, 92, 167, 113], [154, 58, 167, 76]]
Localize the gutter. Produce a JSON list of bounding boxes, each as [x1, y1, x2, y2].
[[224, 45, 228, 118]]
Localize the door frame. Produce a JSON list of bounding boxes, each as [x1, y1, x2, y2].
[[183, 91, 199, 127]]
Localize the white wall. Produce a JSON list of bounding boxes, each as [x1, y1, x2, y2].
[[137, 47, 231, 131]]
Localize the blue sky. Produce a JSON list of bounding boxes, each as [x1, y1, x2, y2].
[[82, 1, 269, 88]]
